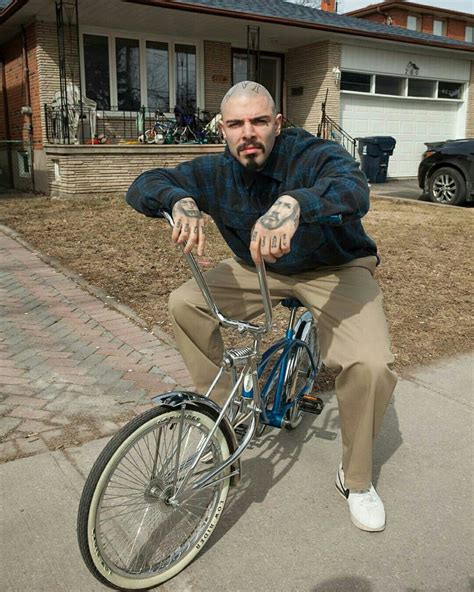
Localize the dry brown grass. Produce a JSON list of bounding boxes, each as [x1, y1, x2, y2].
[[1, 193, 472, 380]]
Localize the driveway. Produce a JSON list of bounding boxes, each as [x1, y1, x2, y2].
[[368, 177, 425, 202]]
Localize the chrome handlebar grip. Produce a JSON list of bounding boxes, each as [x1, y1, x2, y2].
[[162, 210, 272, 335]]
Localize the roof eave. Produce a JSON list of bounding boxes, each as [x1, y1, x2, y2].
[[0, 0, 29, 25], [125, 0, 474, 53], [345, 1, 474, 21]]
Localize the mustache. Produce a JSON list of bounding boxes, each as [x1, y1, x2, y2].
[[237, 141, 265, 154]]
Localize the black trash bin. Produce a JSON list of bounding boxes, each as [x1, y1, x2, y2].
[[356, 136, 396, 183]]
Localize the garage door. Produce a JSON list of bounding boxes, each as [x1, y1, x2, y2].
[[340, 94, 460, 177]]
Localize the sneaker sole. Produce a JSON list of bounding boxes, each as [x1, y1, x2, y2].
[[335, 480, 386, 533]]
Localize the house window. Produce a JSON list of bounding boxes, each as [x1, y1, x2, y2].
[[466, 26, 473, 43], [175, 44, 196, 110], [340, 71, 371, 92], [407, 15, 419, 31], [407, 78, 436, 98], [146, 41, 169, 112], [433, 20, 445, 36], [83, 34, 110, 110], [82, 32, 199, 112], [18, 151, 31, 177], [438, 81, 463, 100], [116, 38, 141, 110], [375, 75, 404, 96]]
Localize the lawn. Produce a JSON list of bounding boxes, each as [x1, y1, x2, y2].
[[0, 193, 472, 383]]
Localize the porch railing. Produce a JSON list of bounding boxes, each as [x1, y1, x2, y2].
[[44, 105, 225, 145], [317, 92, 357, 159]]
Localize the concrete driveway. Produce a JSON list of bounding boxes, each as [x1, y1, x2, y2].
[[369, 177, 426, 202]]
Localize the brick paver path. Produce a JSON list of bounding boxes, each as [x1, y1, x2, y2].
[[0, 228, 193, 463]]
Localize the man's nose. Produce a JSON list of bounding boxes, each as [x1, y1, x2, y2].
[[242, 121, 256, 138]]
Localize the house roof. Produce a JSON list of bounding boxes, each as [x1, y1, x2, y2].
[[127, 0, 474, 51], [1, 0, 473, 52], [345, 1, 474, 21]]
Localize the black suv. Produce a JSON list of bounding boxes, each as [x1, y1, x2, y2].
[[418, 139, 474, 206]]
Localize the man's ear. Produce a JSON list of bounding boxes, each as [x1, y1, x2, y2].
[[275, 113, 283, 136]]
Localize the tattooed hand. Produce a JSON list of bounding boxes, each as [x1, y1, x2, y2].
[[250, 196, 300, 264], [171, 197, 205, 255]]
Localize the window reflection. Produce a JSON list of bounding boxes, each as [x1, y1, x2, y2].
[[146, 41, 169, 112], [83, 34, 110, 109], [175, 44, 196, 110], [116, 38, 141, 110]]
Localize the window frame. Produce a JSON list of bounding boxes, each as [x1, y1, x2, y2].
[[465, 26, 473, 43], [432, 19, 445, 37], [79, 26, 204, 114], [406, 15, 419, 31], [340, 70, 465, 102]]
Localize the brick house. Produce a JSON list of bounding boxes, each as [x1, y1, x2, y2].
[[346, 0, 474, 42], [0, 0, 473, 197]]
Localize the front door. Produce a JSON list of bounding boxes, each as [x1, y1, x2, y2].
[[232, 51, 283, 113]]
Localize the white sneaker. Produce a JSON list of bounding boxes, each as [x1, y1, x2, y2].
[[335, 464, 386, 532]]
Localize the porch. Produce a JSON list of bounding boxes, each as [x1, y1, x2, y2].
[[44, 143, 225, 198]]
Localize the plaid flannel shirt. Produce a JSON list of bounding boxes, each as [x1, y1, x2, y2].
[[126, 128, 378, 275]]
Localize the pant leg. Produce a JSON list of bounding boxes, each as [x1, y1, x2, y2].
[[168, 258, 291, 405], [295, 257, 397, 490]]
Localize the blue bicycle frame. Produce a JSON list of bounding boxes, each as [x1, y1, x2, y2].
[[241, 315, 318, 429]]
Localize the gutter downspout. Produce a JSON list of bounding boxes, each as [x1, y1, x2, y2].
[[21, 24, 35, 191], [0, 54, 14, 189]]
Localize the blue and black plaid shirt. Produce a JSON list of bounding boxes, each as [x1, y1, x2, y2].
[[126, 128, 377, 275]]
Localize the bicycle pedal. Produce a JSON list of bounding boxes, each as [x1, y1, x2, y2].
[[234, 424, 248, 442], [301, 394, 324, 415]]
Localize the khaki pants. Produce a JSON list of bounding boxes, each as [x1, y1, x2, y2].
[[169, 256, 397, 489]]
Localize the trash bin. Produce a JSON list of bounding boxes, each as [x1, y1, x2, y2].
[[356, 136, 397, 183]]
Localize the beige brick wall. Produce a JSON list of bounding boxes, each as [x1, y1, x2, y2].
[[203, 41, 232, 113], [44, 144, 225, 198], [36, 20, 80, 145], [466, 61, 474, 138], [285, 41, 341, 133]]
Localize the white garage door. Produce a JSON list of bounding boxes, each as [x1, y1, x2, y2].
[[340, 94, 460, 177]]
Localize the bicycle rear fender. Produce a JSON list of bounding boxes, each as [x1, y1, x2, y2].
[[151, 391, 241, 486]]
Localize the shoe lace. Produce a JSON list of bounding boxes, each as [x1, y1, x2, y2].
[[351, 488, 378, 505]]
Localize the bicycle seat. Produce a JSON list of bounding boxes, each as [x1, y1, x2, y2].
[[280, 297, 303, 309]]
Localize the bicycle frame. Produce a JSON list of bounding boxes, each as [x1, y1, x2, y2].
[[160, 212, 318, 502]]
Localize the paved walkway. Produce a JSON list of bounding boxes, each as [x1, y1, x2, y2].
[[0, 228, 192, 463], [0, 223, 472, 591]]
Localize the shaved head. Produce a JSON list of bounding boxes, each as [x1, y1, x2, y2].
[[219, 81, 281, 171], [220, 81, 276, 117]]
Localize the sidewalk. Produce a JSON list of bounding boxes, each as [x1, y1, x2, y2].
[[0, 228, 192, 463], [0, 225, 472, 591], [1, 354, 471, 591]]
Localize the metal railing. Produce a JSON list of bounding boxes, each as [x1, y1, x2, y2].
[[44, 104, 225, 145], [317, 112, 357, 159], [317, 90, 357, 159]]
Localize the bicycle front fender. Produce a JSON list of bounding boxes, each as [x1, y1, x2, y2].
[[151, 391, 241, 486]]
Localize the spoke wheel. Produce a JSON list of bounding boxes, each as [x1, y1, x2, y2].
[[78, 405, 230, 590], [285, 311, 321, 430]]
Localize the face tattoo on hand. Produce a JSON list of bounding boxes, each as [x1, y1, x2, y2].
[[260, 198, 300, 230]]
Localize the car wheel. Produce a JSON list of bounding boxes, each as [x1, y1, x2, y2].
[[428, 167, 466, 206]]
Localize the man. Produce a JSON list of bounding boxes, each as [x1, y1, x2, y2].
[[126, 81, 397, 533]]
